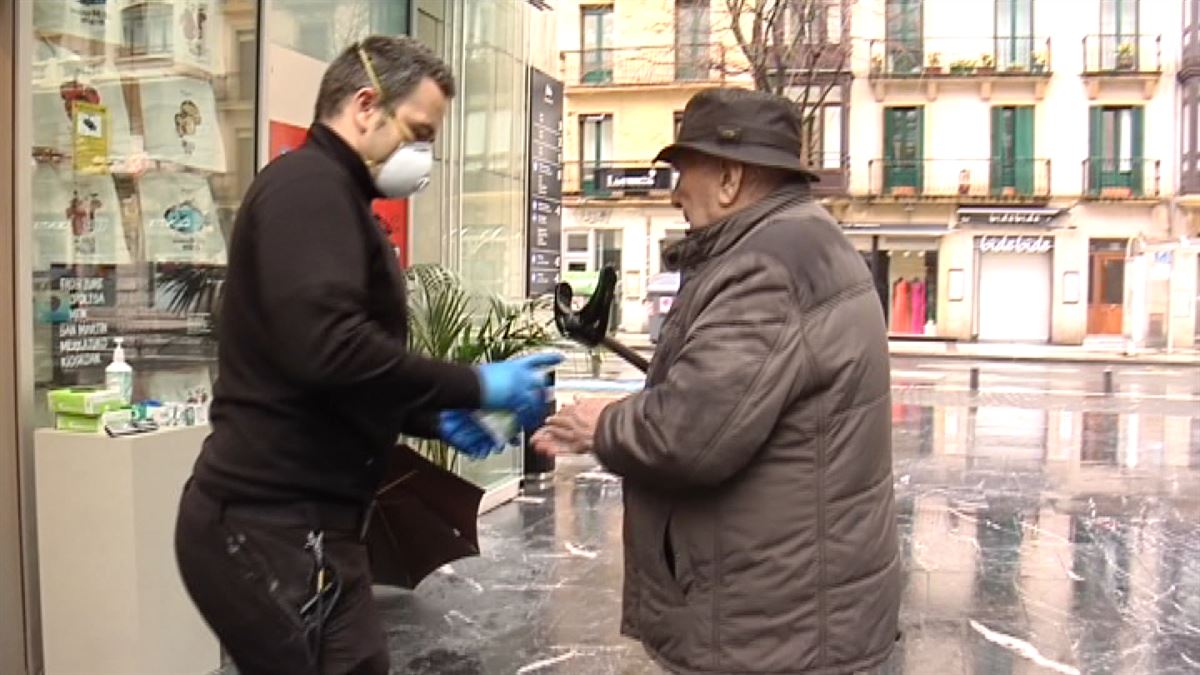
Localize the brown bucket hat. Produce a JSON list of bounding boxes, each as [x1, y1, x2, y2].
[[654, 88, 819, 182]]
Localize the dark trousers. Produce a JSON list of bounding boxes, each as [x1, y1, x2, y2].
[[174, 481, 389, 675]]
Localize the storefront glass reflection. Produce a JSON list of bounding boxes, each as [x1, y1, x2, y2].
[[29, 0, 259, 425]]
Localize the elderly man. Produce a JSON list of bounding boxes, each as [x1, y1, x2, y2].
[[533, 88, 901, 674]]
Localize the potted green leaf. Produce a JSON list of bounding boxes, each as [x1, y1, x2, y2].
[[926, 52, 943, 75], [1031, 51, 1048, 74], [405, 264, 556, 472], [1116, 42, 1136, 70], [977, 53, 995, 74], [949, 59, 976, 76]]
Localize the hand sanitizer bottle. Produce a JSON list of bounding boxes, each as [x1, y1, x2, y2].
[[105, 337, 134, 404]]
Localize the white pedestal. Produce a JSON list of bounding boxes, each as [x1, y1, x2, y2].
[[34, 426, 220, 675]]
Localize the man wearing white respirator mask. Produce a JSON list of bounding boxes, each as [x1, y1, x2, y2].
[[175, 36, 561, 675]]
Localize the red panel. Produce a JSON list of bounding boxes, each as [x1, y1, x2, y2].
[[373, 198, 409, 267], [268, 120, 309, 161]]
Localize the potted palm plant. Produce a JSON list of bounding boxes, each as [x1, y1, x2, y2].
[[1031, 51, 1048, 74], [977, 53, 995, 74], [949, 59, 976, 76], [404, 264, 555, 472]]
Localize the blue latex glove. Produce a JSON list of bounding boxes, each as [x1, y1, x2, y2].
[[476, 352, 563, 421], [438, 411, 504, 459]]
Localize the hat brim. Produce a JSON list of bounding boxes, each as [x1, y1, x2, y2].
[[654, 141, 821, 182]]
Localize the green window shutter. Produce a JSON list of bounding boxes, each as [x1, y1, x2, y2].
[[1088, 106, 1104, 193], [990, 107, 1005, 195], [915, 107, 925, 190], [1131, 106, 1145, 195], [1015, 106, 1035, 194], [884, 109, 896, 189]]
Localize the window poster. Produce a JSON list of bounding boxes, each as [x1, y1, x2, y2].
[[33, 71, 134, 161], [32, 164, 132, 268], [138, 171, 226, 264], [33, 0, 121, 45], [139, 76, 227, 172], [172, 0, 222, 72]]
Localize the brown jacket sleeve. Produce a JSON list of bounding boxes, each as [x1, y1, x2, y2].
[[593, 253, 809, 490]]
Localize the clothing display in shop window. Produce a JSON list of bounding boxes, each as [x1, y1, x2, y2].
[[910, 278, 927, 334], [890, 278, 911, 333], [139, 171, 226, 264], [140, 77, 227, 172], [32, 164, 132, 268]]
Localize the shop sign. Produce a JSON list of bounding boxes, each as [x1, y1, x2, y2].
[[978, 235, 1054, 254], [595, 167, 674, 193], [958, 208, 1062, 228]]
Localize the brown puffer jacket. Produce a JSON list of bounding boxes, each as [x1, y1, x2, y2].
[[594, 184, 901, 674]]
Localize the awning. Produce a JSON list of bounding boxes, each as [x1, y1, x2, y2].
[[841, 223, 949, 236], [956, 207, 1066, 227]]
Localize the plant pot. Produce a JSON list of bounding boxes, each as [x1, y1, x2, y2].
[[891, 185, 917, 198], [1100, 186, 1133, 199], [1001, 186, 1018, 198], [977, 66, 995, 75], [1031, 63, 1046, 74], [925, 66, 943, 75], [950, 66, 973, 76], [1117, 55, 1135, 71]]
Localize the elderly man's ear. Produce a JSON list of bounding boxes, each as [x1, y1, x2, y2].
[[718, 161, 747, 207]]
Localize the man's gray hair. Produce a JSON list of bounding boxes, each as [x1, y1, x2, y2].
[[313, 35, 456, 121]]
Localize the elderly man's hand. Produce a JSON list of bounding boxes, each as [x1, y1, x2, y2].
[[530, 397, 615, 456]]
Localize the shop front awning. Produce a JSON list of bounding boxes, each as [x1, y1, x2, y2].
[[956, 207, 1066, 228], [841, 223, 950, 236]]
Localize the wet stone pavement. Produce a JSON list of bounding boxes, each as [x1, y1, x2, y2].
[[219, 377, 1200, 674], [364, 391, 1200, 675]]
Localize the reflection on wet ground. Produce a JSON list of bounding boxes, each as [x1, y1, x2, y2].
[[217, 385, 1200, 674]]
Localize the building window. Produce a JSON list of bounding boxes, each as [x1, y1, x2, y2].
[[595, 229, 623, 271], [579, 114, 613, 196], [885, 0, 923, 75], [1184, 83, 1200, 194], [780, 0, 844, 45], [1088, 106, 1145, 195], [121, 2, 173, 57], [581, 6, 614, 84], [566, 232, 590, 253], [1099, 0, 1139, 71], [884, 107, 924, 191], [801, 104, 844, 170], [995, 0, 1034, 70], [237, 31, 257, 102], [675, 0, 711, 80], [991, 106, 1035, 196]]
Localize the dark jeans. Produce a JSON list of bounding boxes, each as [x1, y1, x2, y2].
[[174, 482, 389, 675]]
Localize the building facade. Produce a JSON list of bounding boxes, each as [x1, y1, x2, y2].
[[0, 1, 556, 672], [557, 0, 1200, 349]]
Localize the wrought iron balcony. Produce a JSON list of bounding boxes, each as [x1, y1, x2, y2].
[[868, 37, 1053, 78], [1082, 34, 1162, 75], [867, 37, 1052, 101], [564, 155, 849, 199], [865, 158, 1052, 200], [1081, 158, 1161, 199], [560, 43, 734, 88]]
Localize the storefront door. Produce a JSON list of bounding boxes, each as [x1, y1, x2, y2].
[[1088, 240, 1127, 335], [977, 249, 1052, 342]]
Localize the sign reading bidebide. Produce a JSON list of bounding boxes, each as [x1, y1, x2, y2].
[[977, 235, 1054, 254]]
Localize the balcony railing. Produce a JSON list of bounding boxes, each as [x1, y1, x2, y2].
[[868, 37, 1053, 77], [565, 155, 849, 198], [865, 158, 1052, 199], [1082, 34, 1161, 74], [1082, 158, 1160, 198], [560, 43, 732, 88]]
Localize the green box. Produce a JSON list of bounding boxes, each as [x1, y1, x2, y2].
[[55, 408, 134, 434], [47, 388, 126, 416]]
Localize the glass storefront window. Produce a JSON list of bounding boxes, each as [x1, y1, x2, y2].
[[28, 0, 260, 426]]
